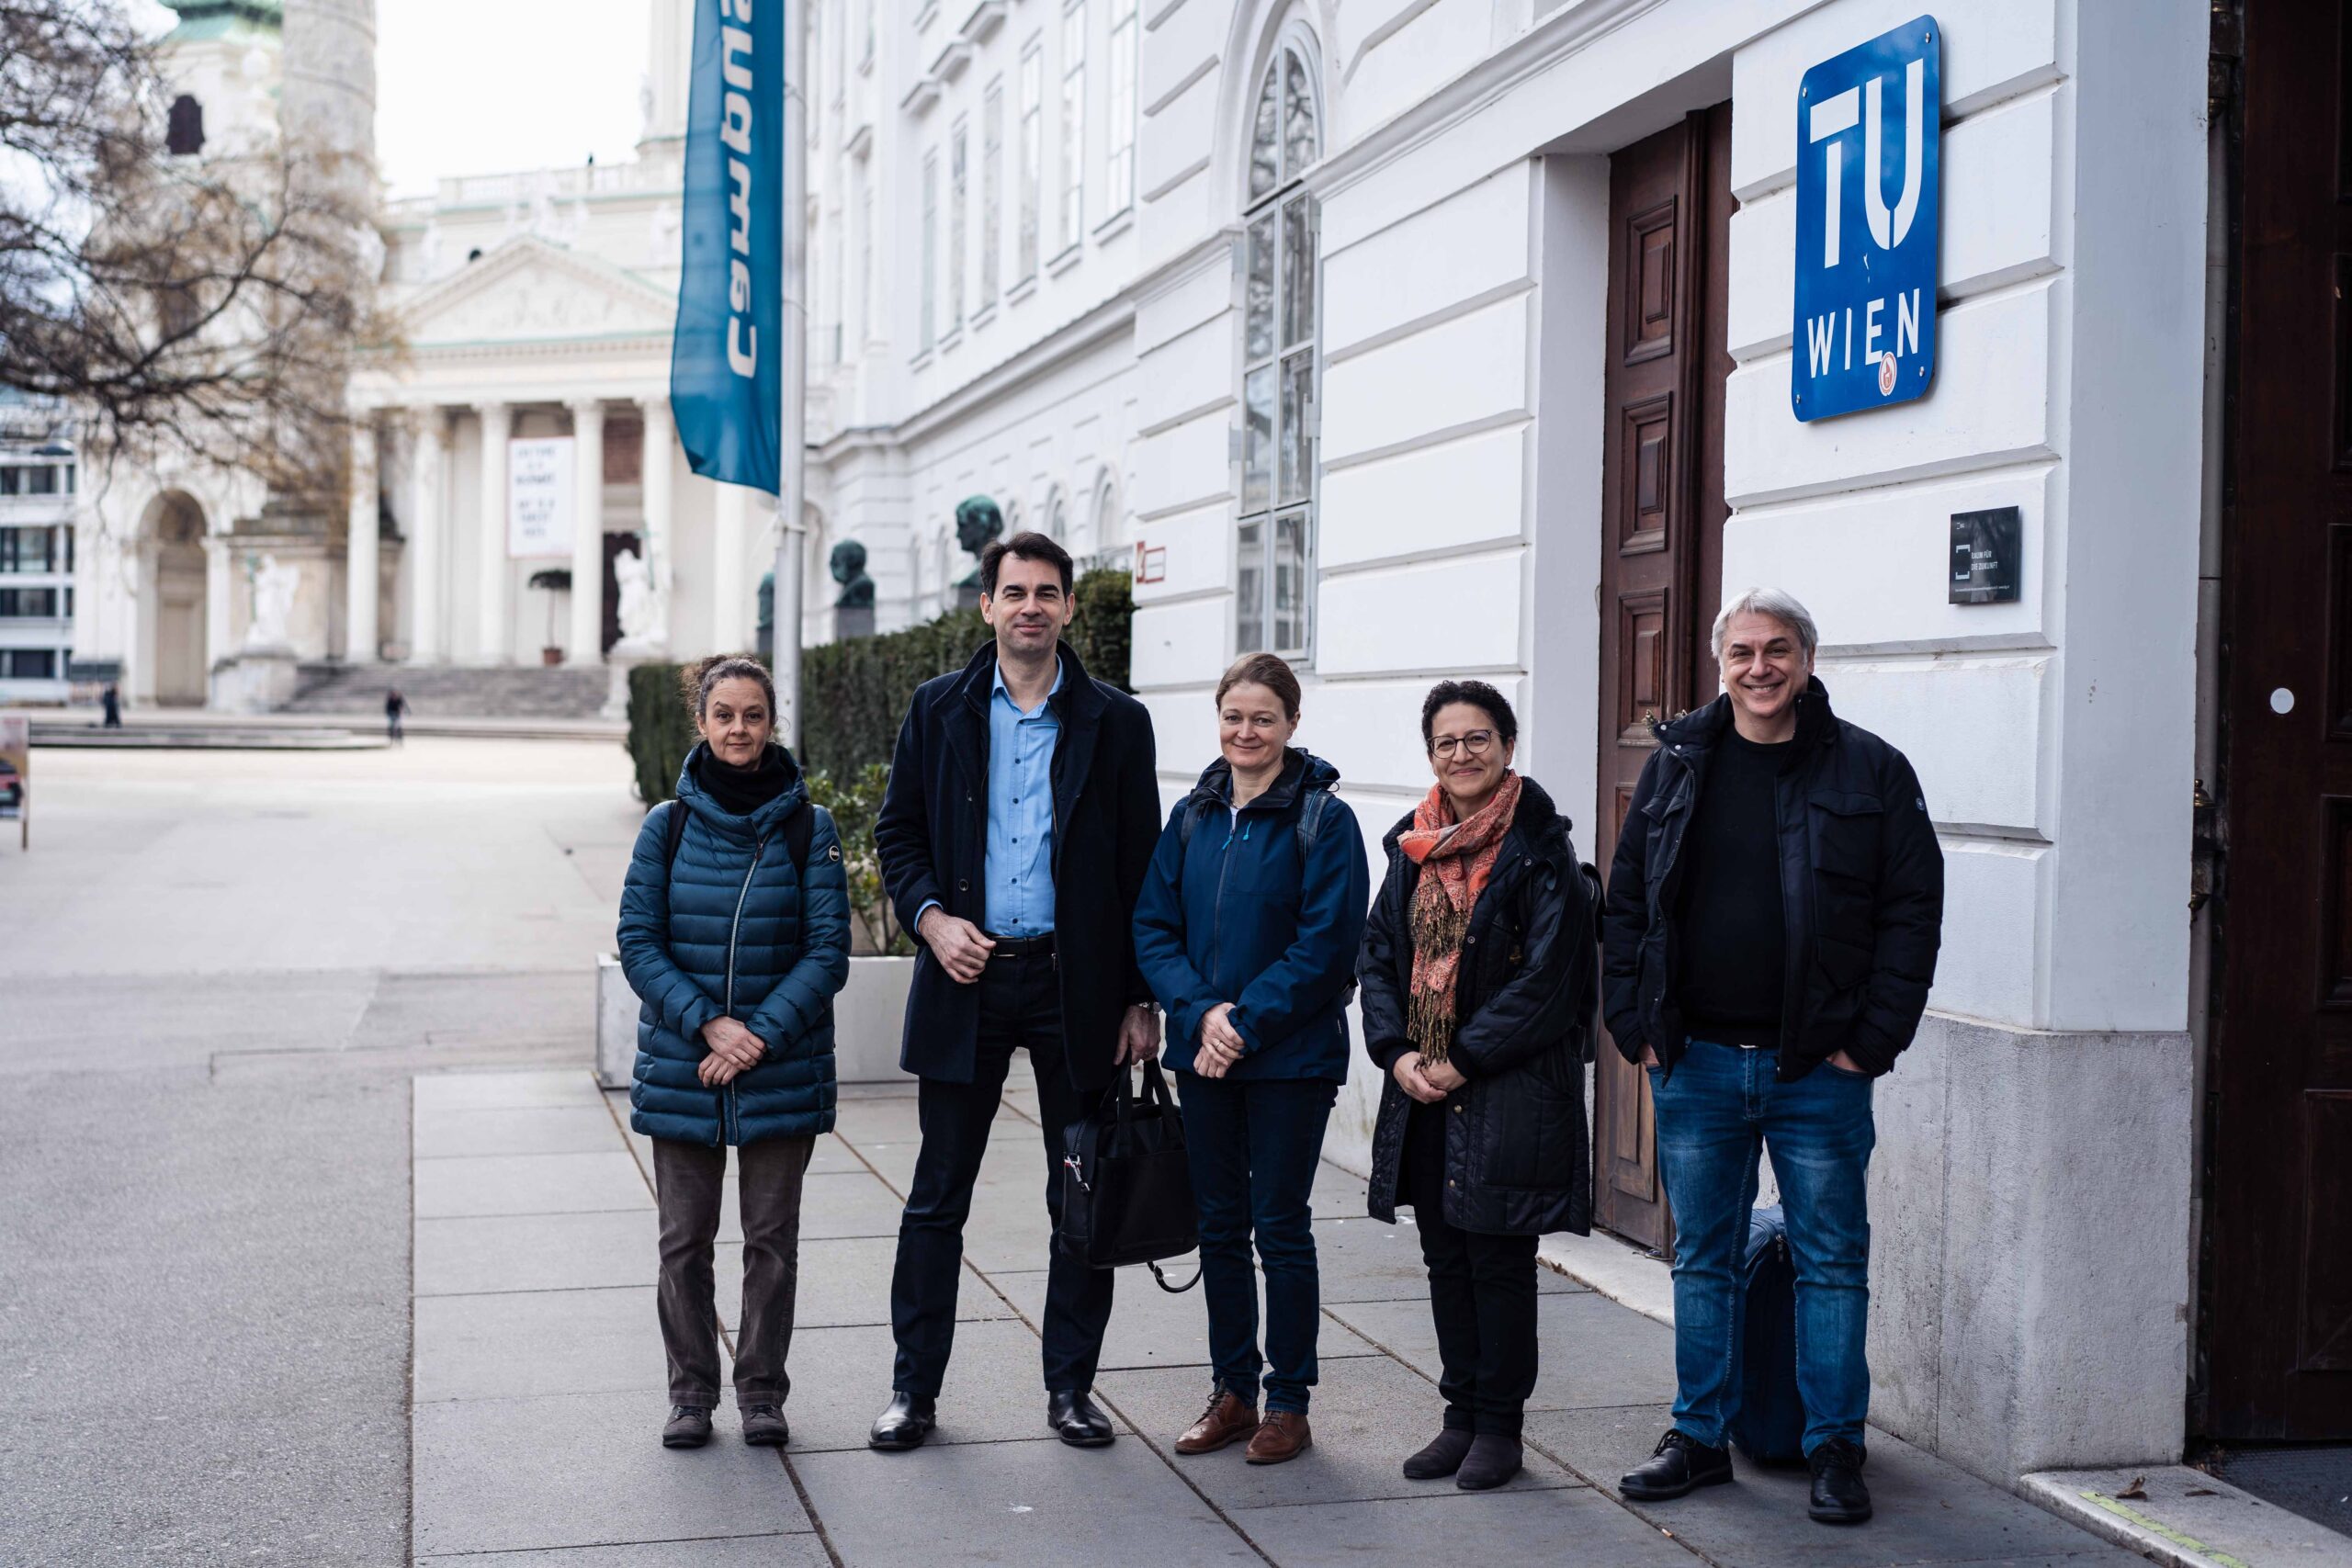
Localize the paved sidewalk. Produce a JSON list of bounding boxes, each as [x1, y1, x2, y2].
[[409, 1067, 2139, 1567]]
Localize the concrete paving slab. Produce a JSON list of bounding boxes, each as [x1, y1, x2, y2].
[[1527, 1403, 2137, 1567], [792, 1431, 1259, 1566], [990, 1265, 1386, 1373], [715, 1235, 1020, 1331], [1237, 1483, 1700, 1566], [796, 1168, 915, 1240], [413, 1286, 669, 1403], [414, 1104, 628, 1157], [1309, 1212, 1585, 1303], [418, 1533, 829, 1567], [1310, 1155, 1373, 1215], [1098, 1356, 1581, 1510], [2021, 1464, 2352, 1568], [414, 1150, 655, 1219], [415, 1068, 607, 1112], [417, 1209, 659, 1295], [412, 1393, 809, 1557], [1329, 1290, 1674, 1412], [832, 1095, 1040, 1149], [762, 1318, 1131, 1452], [354, 971, 594, 1053]]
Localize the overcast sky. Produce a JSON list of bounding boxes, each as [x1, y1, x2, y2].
[[375, 0, 653, 197]]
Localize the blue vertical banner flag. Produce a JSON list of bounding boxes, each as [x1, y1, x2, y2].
[[1792, 16, 1940, 423], [671, 0, 784, 493]]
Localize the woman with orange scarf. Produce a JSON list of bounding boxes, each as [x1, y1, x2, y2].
[[1356, 680, 1600, 1492]]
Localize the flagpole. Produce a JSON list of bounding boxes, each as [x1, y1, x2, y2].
[[775, 0, 808, 749]]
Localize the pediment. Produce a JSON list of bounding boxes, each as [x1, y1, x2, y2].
[[398, 237, 673, 348]]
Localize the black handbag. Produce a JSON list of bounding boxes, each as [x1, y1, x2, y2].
[[1057, 1061, 1201, 1292]]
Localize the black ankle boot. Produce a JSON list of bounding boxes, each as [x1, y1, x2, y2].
[[1454, 1433, 1522, 1491], [1402, 1427, 1475, 1480], [1618, 1429, 1735, 1500]]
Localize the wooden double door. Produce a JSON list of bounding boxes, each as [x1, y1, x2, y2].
[[2205, 0, 2352, 1441], [1589, 106, 1734, 1252]]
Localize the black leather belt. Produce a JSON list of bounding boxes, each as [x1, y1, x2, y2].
[[987, 932, 1056, 960]]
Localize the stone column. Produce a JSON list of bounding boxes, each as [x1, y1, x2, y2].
[[203, 535, 233, 677], [345, 415, 380, 662], [639, 397, 675, 648], [405, 409, 447, 662], [567, 399, 606, 665], [476, 401, 511, 663], [713, 481, 751, 653]]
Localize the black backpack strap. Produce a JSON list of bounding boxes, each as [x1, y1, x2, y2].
[[661, 799, 687, 872], [784, 800, 815, 873]]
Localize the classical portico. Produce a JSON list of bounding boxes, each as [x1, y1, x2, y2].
[[348, 234, 772, 671]]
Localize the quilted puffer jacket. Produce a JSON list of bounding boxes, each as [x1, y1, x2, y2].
[[616, 744, 852, 1145]]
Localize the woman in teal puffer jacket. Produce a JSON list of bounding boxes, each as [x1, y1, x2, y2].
[[617, 656, 852, 1452]]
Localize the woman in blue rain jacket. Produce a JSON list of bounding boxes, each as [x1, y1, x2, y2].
[[1132, 652, 1368, 1468], [616, 656, 851, 1452]]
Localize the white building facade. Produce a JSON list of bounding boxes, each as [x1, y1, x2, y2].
[[815, 0, 2260, 1488], [0, 397, 79, 706]]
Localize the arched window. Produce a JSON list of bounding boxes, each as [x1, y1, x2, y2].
[[1091, 474, 1122, 567], [1237, 35, 1318, 660], [166, 95, 206, 157]]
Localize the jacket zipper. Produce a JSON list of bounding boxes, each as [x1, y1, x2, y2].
[[720, 832, 770, 1145]]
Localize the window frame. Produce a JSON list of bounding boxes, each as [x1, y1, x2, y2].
[[948, 117, 969, 335], [1017, 38, 1044, 285], [980, 78, 1004, 309], [919, 147, 939, 353], [1057, 0, 1088, 255], [1233, 36, 1323, 665]]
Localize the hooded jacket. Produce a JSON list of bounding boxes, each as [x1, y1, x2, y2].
[[1132, 749, 1369, 1080], [1599, 678, 1944, 1080], [1358, 776, 1597, 1236], [617, 743, 853, 1145]]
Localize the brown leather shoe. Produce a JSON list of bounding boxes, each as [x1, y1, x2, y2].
[[1245, 1410, 1312, 1465], [1174, 1391, 1260, 1454]]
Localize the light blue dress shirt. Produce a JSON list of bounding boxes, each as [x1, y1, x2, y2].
[[982, 657, 1062, 936]]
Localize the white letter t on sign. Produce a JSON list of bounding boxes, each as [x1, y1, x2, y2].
[[1809, 86, 1860, 269]]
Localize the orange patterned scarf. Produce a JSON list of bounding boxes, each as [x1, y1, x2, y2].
[[1398, 771, 1522, 1063]]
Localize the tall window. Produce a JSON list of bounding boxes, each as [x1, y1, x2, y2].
[[859, 178, 875, 342], [1104, 0, 1136, 218], [981, 80, 1004, 308], [1017, 39, 1043, 281], [920, 149, 939, 351], [949, 119, 968, 333], [1236, 39, 1320, 660], [1057, 0, 1087, 251]]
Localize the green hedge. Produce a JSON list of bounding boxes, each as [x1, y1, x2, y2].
[[622, 567, 1134, 803], [798, 566, 1132, 779]]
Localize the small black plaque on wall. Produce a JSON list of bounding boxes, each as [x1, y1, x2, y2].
[[1950, 507, 2022, 604]]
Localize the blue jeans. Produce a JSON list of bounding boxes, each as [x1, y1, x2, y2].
[[1648, 1041, 1875, 1456], [1176, 1073, 1338, 1414]]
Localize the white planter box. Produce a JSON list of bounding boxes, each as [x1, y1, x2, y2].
[[595, 952, 918, 1089], [835, 954, 917, 1084]]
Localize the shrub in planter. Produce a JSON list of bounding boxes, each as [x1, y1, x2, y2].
[[626, 660, 695, 805], [806, 762, 911, 955]]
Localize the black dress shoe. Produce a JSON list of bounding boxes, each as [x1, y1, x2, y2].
[[867, 1391, 936, 1451], [1454, 1433, 1522, 1491], [1402, 1427, 1475, 1480], [1047, 1389, 1116, 1447], [741, 1404, 788, 1447], [1808, 1438, 1871, 1523], [1618, 1429, 1735, 1500]]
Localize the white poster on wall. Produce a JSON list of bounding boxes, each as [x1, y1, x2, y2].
[[508, 437, 575, 558]]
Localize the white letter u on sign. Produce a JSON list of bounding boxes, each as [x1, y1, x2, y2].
[[1864, 57, 1925, 252]]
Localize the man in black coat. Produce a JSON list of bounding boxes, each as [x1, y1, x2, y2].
[[1604, 589, 1941, 1528], [867, 531, 1163, 1451]]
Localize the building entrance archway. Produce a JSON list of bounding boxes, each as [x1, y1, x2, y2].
[[142, 491, 209, 707]]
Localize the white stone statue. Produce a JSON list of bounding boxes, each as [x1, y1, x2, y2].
[[246, 553, 299, 650], [612, 546, 667, 652]]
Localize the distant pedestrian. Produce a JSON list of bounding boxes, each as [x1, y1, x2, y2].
[[616, 656, 852, 1452], [384, 688, 407, 744], [1133, 653, 1368, 1468], [867, 530, 1163, 1453], [1358, 680, 1599, 1494], [1605, 589, 1943, 1526], [101, 682, 121, 729]]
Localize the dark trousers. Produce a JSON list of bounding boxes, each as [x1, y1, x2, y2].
[[652, 1134, 815, 1409], [1177, 1072, 1336, 1414], [890, 947, 1114, 1395], [1405, 1104, 1539, 1437]]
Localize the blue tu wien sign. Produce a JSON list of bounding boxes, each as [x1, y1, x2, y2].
[[1792, 16, 1940, 422]]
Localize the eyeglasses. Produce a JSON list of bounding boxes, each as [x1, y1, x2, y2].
[[1430, 730, 1497, 761]]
